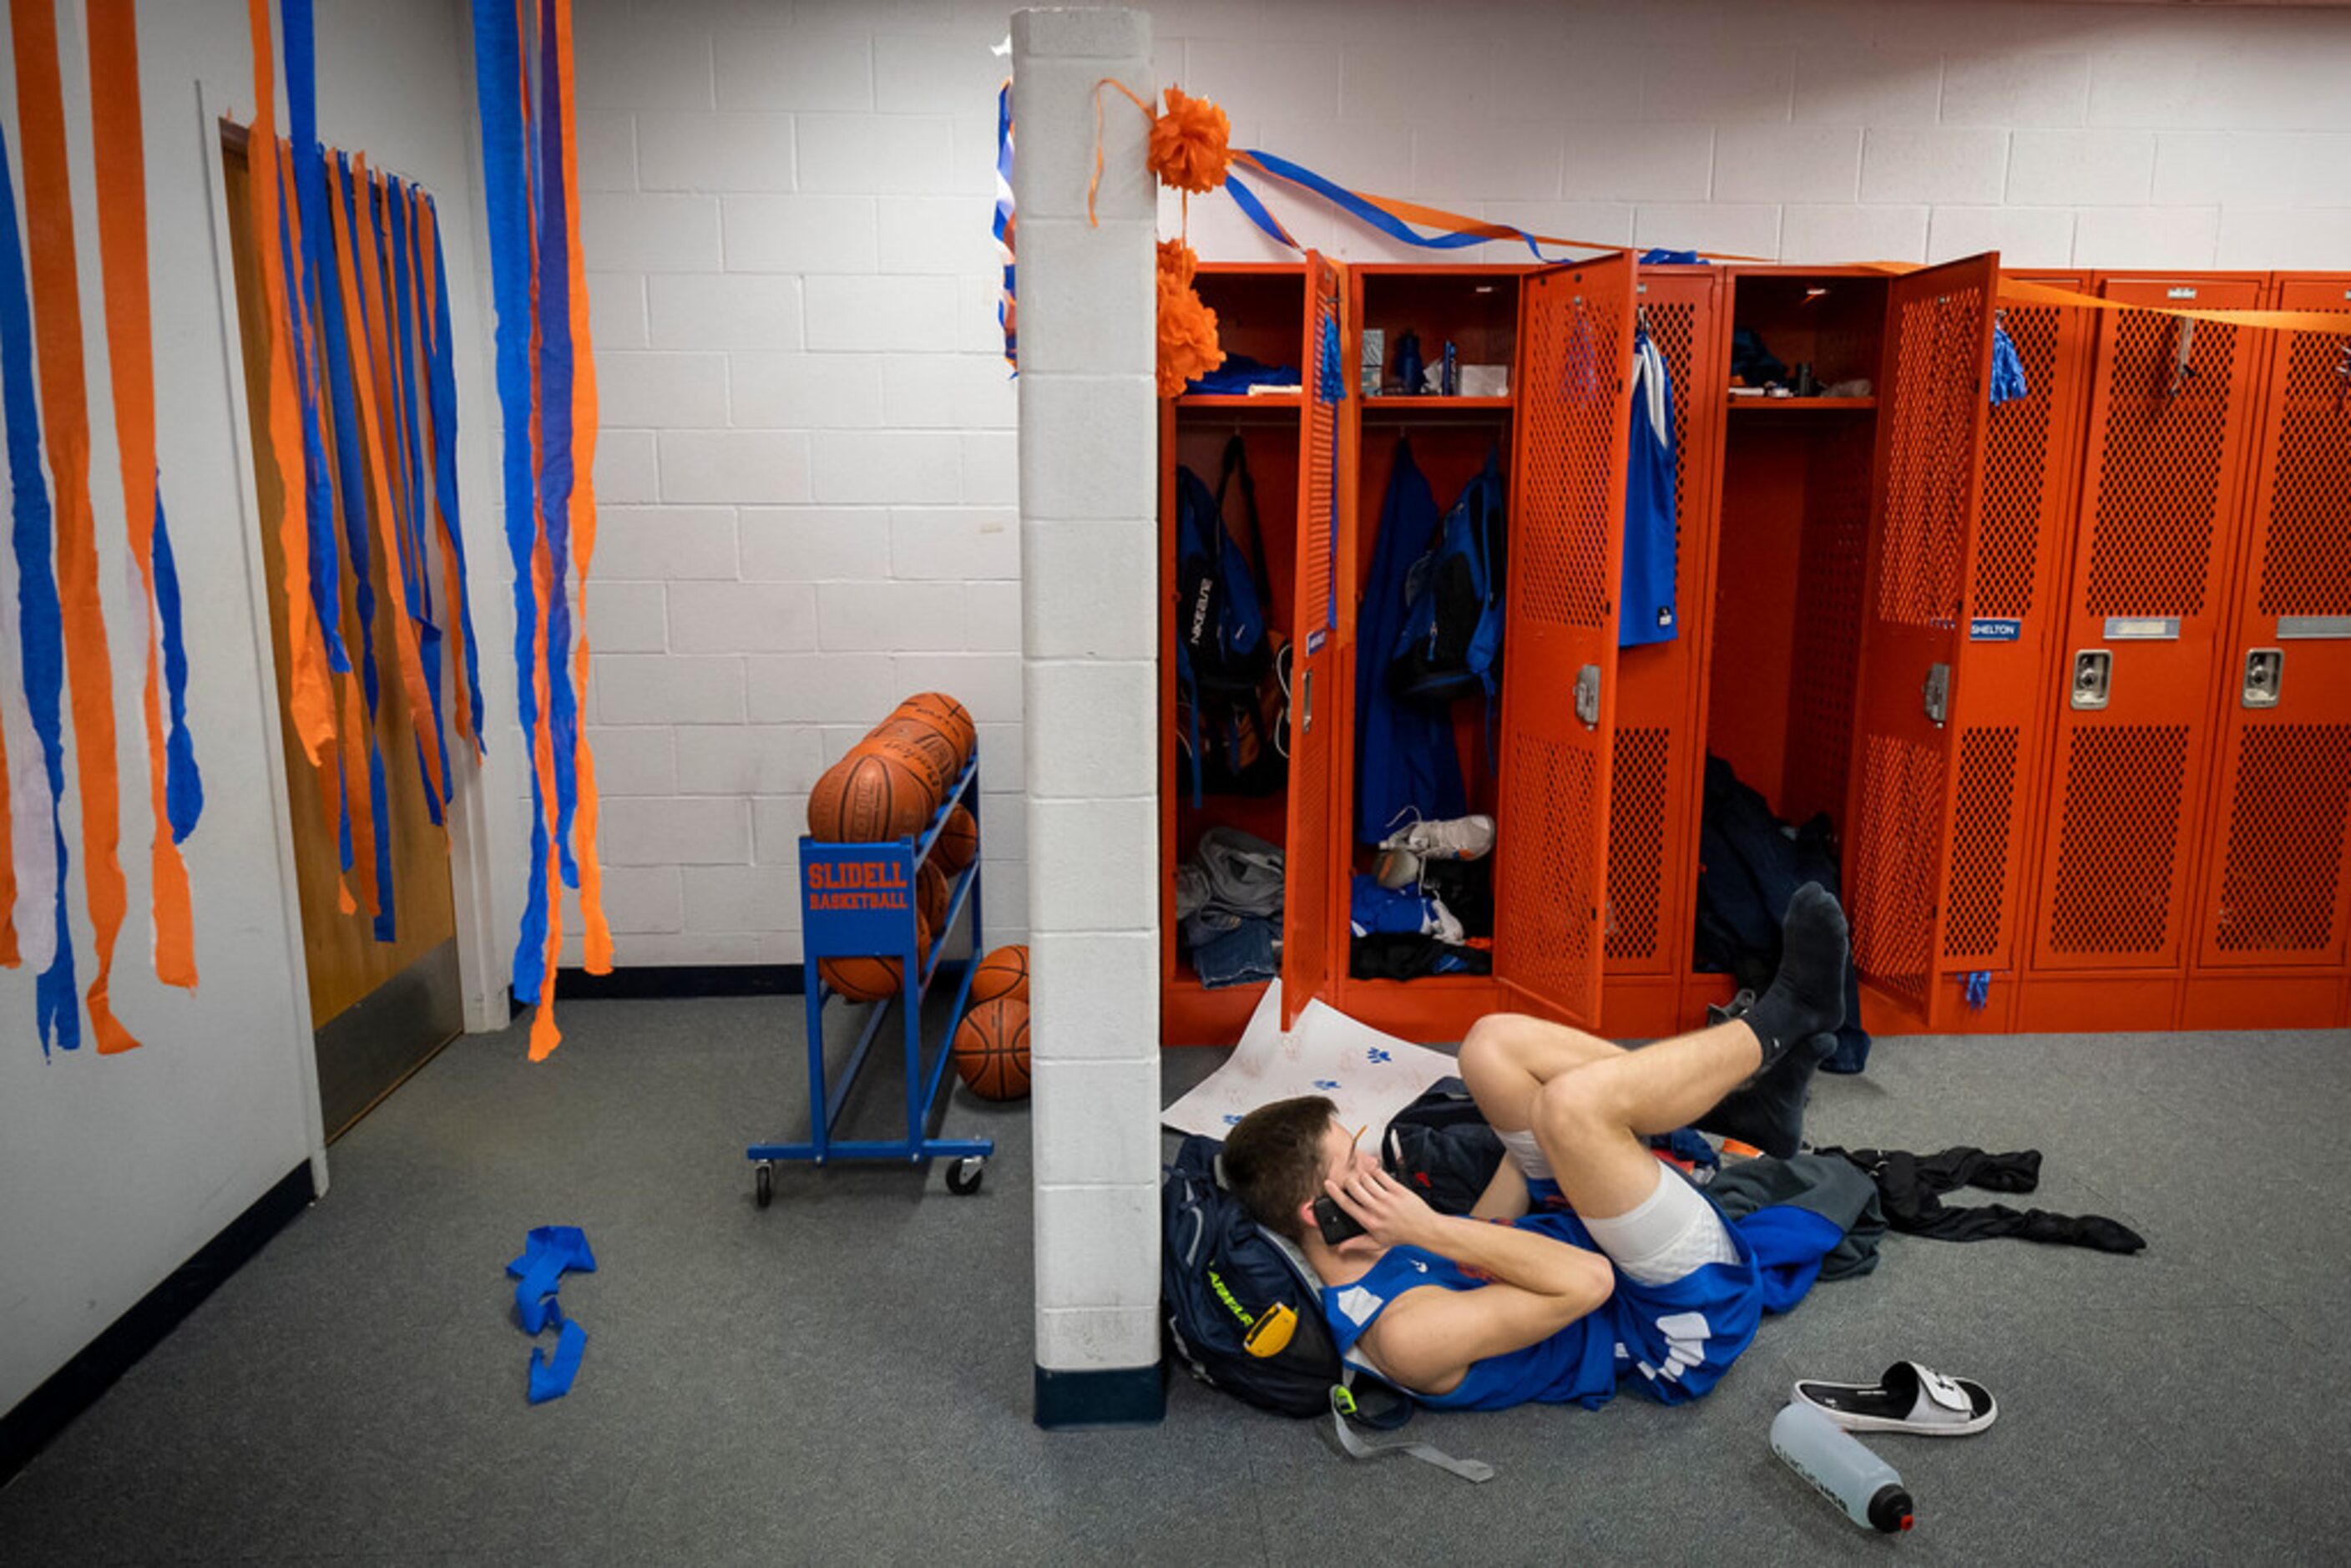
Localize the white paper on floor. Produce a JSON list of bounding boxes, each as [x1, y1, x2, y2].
[[1160, 982, 1459, 1141]]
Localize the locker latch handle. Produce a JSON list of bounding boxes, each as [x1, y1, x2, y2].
[[2242, 649, 2283, 709], [1574, 665, 1600, 729], [1300, 667, 1313, 732], [1922, 663, 1951, 727], [2071, 650, 2111, 711]]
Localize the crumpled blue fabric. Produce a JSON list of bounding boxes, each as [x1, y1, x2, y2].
[[528, 1319, 587, 1404], [508, 1225, 597, 1335], [1990, 322, 2030, 406]]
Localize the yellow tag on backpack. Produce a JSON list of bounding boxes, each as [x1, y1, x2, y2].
[[1243, 1300, 1297, 1358]]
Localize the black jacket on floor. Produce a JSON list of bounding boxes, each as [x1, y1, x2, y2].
[[1818, 1146, 2146, 1253]]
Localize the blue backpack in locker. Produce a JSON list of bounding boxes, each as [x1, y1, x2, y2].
[[1388, 448, 1505, 706]]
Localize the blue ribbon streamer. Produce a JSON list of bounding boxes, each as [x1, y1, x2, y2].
[[329, 154, 395, 943], [1220, 169, 1298, 252], [150, 494, 201, 842], [1237, 149, 1550, 258], [472, 0, 552, 1001], [528, 1318, 587, 1404], [279, 0, 348, 680], [0, 123, 78, 1054], [993, 80, 1015, 370], [423, 195, 485, 751], [384, 179, 450, 820], [537, 0, 581, 890]]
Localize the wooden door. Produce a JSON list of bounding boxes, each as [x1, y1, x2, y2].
[[1494, 254, 1636, 1029], [2189, 276, 2351, 989], [1281, 253, 1344, 1027], [2029, 274, 2266, 982], [222, 129, 460, 1136], [1842, 253, 1998, 1023]]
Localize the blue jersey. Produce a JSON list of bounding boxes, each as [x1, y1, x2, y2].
[[1321, 1185, 1840, 1414], [1620, 326, 1677, 648]]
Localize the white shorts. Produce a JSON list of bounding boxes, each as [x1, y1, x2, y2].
[[1580, 1165, 1741, 1287]]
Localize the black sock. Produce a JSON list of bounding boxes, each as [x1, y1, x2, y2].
[[1741, 883, 1849, 1073], [1696, 1032, 1834, 1159]]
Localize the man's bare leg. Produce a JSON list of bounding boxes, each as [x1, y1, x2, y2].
[[1456, 1013, 1626, 1134]]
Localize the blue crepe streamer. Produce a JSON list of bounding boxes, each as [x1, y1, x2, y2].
[[1221, 169, 1299, 252], [0, 123, 78, 1055], [423, 195, 485, 751], [1990, 321, 2029, 406], [150, 494, 202, 842], [328, 154, 396, 943], [537, 0, 582, 890], [383, 180, 450, 821], [507, 1224, 597, 1333], [278, 0, 349, 680], [528, 1318, 587, 1404], [1237, 149, 1553, 259], [993, 80, 1015, 369], [1964, 970, 1992, 1011], [473, 0, 551, 1002]]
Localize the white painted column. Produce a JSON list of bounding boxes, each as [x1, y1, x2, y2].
[[1012, 8, 1164, 1428]]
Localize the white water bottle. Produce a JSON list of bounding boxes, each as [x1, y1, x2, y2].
[[1771, 1401, 1916, 1533]]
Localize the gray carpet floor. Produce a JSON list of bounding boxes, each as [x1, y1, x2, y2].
[[2, 996, 2343, 1565]]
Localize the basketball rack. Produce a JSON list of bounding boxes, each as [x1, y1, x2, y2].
[[747, 749, 992, 1204]]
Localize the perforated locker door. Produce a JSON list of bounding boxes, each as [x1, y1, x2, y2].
[[2030, 275, 2267, 974], [1495, 253, 1636, 1028], [1843, 254, 1999, 1020], [1935, 276, 2098, 981], [1282, 253, 1346, 1027], [2192, 276, 2351, 971]]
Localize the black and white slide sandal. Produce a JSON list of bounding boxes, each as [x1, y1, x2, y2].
[[1792, 1362, 1998, 1437]]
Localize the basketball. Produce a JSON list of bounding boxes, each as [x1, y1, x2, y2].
[[895, 692, 976, 766], [918, 861, 949, 938], [970, 943, 1028, 1006], [862, 722, 961, 800], [822, 749, 935, 842], [819, 908, 932, 1003], [952, 996, 1029, 1101], [936, 803, 978, 872]]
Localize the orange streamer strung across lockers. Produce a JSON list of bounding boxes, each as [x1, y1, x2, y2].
[[240, 0, 336, 770], [86, 0, 196, 989], [347, 160, 449, 797], [553, 0, 611, 976], [12, 0, 138, 1051]]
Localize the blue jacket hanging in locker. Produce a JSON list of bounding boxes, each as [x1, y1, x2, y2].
[[1620, 324, 1678, 648]]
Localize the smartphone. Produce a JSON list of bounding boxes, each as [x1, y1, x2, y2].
[[1312, 1194, 1367, 1247]]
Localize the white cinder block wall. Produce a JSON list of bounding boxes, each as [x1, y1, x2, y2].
[[569, 0, 2351, 971]]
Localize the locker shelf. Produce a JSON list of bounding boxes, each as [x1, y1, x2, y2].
[[1726, 395, 1877, 412], [1362, 396, 1514, 415], [1176, 392, 1302, 409]]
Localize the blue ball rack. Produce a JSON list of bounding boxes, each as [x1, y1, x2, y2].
[[747, 750, 993, 1202]]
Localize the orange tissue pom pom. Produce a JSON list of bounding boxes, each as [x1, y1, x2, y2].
[[1148, 85, 1231, 195], [1155, 239, 1223, 397]]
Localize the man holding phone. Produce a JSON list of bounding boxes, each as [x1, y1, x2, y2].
[[1219, 884, 1852, 1412]]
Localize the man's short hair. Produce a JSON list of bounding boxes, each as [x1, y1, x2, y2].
[[1220, 1095, 1337, 1245]]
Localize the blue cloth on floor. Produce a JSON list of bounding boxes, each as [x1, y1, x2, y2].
[[1193, 917, 1277, 989], [528, 1319, 588, 1404], [509, 1226, 597, 1336]]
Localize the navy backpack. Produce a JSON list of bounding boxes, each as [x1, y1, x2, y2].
[[1388, 448, 1505, 707], [1174, 438, 1287, 802]]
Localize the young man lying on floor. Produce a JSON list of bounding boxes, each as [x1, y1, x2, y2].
[[1221, 883, 1851, 1412]]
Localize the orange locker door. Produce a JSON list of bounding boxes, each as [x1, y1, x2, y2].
[[1843, 253, 2000, 1024], [1494, 253, 1636, 1029], [2030, 274, 2267, 983], [2189, 276, 2351, 997], [1924, 275, 2097, 1025], [1281, 254, 1346, 1027]]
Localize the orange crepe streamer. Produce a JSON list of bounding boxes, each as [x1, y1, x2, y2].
[[415, 199, 476, 756], [341, 161, 448, 795], [86, 0, 195, 989], [553, 0, 612, 976], [240, 0, 336, 769], [12, 0, 138, 1051]]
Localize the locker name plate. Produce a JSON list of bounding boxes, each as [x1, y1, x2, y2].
[[2276, 616, 2351, 640], [1969, 618, 2021, 642], [2103, 616, 2180, 641]]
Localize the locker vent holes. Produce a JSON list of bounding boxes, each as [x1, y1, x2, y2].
[[1944, 727, 2018, 962], [1503, 734, 1600, 1019], [2258, 325, 2351, 618], [2050, 725, 2189, 956], [1653, 299, 1698, 579], [1877, 288, 1980, 630], [2085, 312, 2237, 620], [2215, 724, 2351, 955], [1605, 727, 1670, 964], [1976, 305, 2060, 621], [1519, 283, 1626, 632], [1304, 274, 1341, 638], [1851, 732, 1943, 1009]]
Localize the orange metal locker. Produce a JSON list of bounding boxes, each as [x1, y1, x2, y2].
[[2181, 271, 2351, 1030], [1279, 255, 1347, 1028], [1912, 273, 2099, 1032], [1597, 266, 1727, 1041], [2020, 271, 2271, 1032], [1494, 254, 1637, 1030], [1841, 254, 2002, 1030]]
